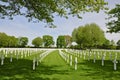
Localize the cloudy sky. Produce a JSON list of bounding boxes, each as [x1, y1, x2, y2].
[[0, 0, 120, 45]]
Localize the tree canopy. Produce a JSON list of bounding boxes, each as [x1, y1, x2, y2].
[[72, 23, 106, 48], [64, 35, 72, 47], [57, 35, 66, 48], [0, 0, 107, 27], [43, 35, 54, 47], [32, 37, 43, 47], [117, 40, 120, 46], [0, 32, 18, 47], [106, 4, 120, 33], [18, 37, 28, 47], [72, 28, 77, 42], [56, 35, 72, 48]]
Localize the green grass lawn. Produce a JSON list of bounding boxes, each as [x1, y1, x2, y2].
[[0, 50, 120, 80]]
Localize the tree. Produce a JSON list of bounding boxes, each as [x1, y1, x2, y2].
[[109, 40, 116, 49], [117, 40, 120, 49], [72, 28, 77, 42], [0, 32, 18, 47], [101, 39, 110, 49], [56, 35, 72, 48], [117, 40, 120, 46], [8, 36, 18, 47], [57, 36, 66, 48], [0, 0, 107, 27], [106, 4, 120, 33], [72, 23, 106, 48], [43, 35, 54, 47], [18, 37, 28, 47], [64, 35, 72, 47], [0, 32, 9, 47], [32, 37, 43, 47], [75, 26, 84, 48]]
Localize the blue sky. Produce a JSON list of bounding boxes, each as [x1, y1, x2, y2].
[[0, 0, 120, 45]]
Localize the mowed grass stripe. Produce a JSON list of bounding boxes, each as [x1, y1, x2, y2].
[[42, 50, 70, 70], [39, 50, 72, 80]]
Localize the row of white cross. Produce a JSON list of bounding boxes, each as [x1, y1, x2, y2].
[[0, 48, 58, 71], [0, 49, 33, 66], [0, 48, 48, 70], [67, 49, 120, 71], [59, 50, 78, 70], [32, 50, 54, 70]]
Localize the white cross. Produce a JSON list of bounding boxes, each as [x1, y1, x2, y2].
[[10, 53, 12, 62], [97, 52, 100, 59], [75, 57, 77, 70], [102, 54, 105, 66], [67, 54, 69, 64], [113, 58, 118, 70], [93, 52, 96, 63], [70, 55, 72, 66], [33, 58, 36, 70], [88, 52, 90, 61], [1, 55, 4, 65]]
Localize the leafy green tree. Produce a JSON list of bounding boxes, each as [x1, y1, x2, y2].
[[32, 37, 43, 47], [72, 28, 78, 42], [0, 32, 18, 47], [106, 4, 120, 33], [72, 23, 106, 48], [18, 37, 28, 47], [0, 32, 9, 47], [64, 35, 72, 47], [0, 0, 107, 27], [57, 36, 66, 48], [8, 36, 18, 47], [117, 40, 120, 46], [43, 35, 54, 47], [117, 40, 120, 49], [75, 26, 84, 48], [101, 39, 110, 49], [109, 40, 116, 49]]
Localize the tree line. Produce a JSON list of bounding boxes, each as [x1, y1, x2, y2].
[[0, 23, 120, 49], [0, 33, 72, 48], [0, 32, 28, 47]]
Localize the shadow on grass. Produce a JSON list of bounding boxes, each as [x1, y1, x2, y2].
[[77, 59, 120, 79], [0, 58, 69, 80]]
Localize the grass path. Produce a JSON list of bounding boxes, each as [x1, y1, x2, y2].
[[40, 50, 99, 80], [39, 50, 72, 80]]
